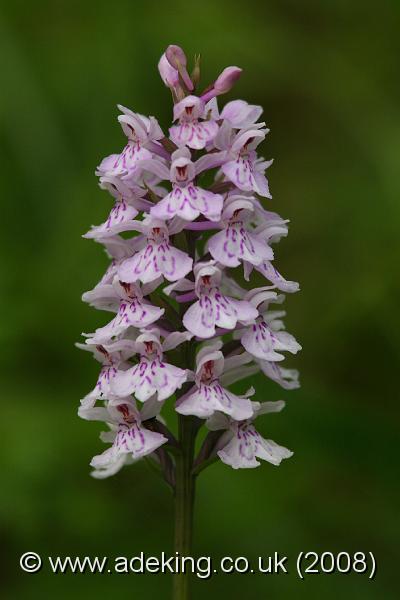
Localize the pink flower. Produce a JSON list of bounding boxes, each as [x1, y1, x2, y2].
[[239, 290, 301, 361], [178, 262, 259, 338], [241, 315, 301, 361], [215, 124, 272, 197], [77, 339, 136, 409], [83, 176, 150, 240], [82, 399, 167, 478], [207, 195, 274, 268], [97, 106, 163, 181], [176, 343, 254, 420], [149, 148, 223, 222], [240, 208, 300, 291], [206, 401, 293, 469], [258, 360, 300, 390], [111, 329, 191, 402], [84, 279, 165, 344], [169, 96, 219, 150], [117, 217, 193, 284], [220, 99, 263, 129]]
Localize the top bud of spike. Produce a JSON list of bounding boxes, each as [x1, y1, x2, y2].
[[158, 53, 180, 88], [157, 46, 241, 103], [165, 45, 187, 69], [165, 45, 194, 91]]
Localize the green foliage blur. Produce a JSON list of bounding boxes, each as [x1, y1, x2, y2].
[[1, 1, 399, 598]]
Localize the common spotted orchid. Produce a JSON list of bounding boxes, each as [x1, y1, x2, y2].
[[78, 44, 300, 599]]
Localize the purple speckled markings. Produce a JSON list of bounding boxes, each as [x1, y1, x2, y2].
[[89, 402, 168, 478], [117, 220, 193, 285], [110, 330, 189, 403]]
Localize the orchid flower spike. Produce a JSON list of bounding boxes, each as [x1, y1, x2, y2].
[[79, 46, 300, 533]]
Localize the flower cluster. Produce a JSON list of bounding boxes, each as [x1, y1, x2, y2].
[[78, 45, 300, 479]]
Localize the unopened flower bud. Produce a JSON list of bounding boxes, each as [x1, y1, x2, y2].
[[165, 44, 194, 92], [165, 45, 188, 69], [214, 66, 242, 94], [158, 53, 179, 88], [201, 66, 242, 102]]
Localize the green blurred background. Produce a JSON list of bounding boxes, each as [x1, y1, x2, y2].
[[1, 0, 399, 597]]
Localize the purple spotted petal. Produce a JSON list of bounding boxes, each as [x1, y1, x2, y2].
[[183, 288, 258, 338], [112, 358, 188, 402], [151, 185, 223, 222], [89, 300, 165, 344], [176, 381, 253, 420], [91, 422, 167, 470], [118, 242, 193, 284], [208, 222, 273, 267], [169, 121, 219, 150], [218, 422, 292, 469]]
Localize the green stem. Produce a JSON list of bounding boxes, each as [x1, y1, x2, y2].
[[173, 414, 197, 600], [173, 230, 198, 600]]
